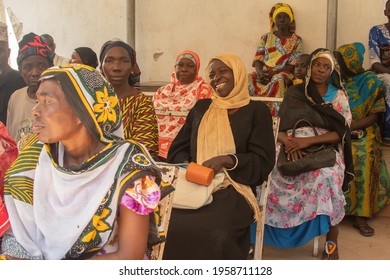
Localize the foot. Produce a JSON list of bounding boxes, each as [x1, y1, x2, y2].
[[382, 138, 390, 146], [353, 216, 374, 237], [247, 244, 254, 260], [322, 240, 339, 260], [352, 223, 374, 236], [322, 226, 339, 260]]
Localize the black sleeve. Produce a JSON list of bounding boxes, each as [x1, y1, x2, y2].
[[228, 101, 276, 186]]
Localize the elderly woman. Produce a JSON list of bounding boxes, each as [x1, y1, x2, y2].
[[265, 49, 354, 260], [163, 54, 275, 260], [334, 42, 390, 237], [100, 40, 158, 159], [248, 2, 303, 97], [153, 50, 212, 159], [69, 47, 98, 68], [0, 65, 161, 260]]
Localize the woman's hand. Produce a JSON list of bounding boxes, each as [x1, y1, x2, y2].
[[202, 155, 234, 174], [256, 69, 274, 84], [284, 137, 312, 153], [286, 150, 307, 161]]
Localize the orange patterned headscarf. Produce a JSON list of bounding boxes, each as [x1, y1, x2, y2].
[[175, 50, 201, 75]]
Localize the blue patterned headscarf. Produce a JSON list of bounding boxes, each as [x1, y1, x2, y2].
[[335, 42, 385, 117]]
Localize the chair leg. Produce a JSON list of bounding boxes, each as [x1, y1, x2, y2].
[[312, 236, 319, 257]]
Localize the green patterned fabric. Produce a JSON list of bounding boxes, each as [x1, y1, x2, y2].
[[336, 43, 390, 217]]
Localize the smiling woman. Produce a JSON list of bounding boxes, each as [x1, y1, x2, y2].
[[163, 54, 275, 260], [1, 64, 162, 260]]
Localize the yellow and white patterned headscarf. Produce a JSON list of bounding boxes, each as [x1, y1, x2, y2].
[[39, 64, 124, 143]]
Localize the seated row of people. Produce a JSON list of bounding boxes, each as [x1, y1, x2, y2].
[[2, 2, 390, 258]]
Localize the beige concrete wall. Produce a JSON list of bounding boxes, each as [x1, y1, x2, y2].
[[1, 0, 387, 80], [3, 0, 127, 68], [135, 0, 328, 83], [337, 0, 387, 69]]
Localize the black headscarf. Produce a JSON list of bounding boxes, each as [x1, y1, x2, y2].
[[74, 47, 98, 68], [278, 48, 354, 192], [99, 40, 141, 87]]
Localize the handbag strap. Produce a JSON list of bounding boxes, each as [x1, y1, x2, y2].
[[292, 119, 327, 152], [292, 119, 318, 137]]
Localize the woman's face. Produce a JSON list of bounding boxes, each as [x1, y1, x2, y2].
[[32, 79, 82, 144], [102, 46, 133, 87], [208, 59, 234, 97], [275, 12, 291, 30], [69, 51, 82, 64], [175, 57, 197, 84], [310, 57, 332, 85]]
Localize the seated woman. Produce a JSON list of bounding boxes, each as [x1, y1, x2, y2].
[[248, 2, 303, 97], [334, 42, 390, 237], [264, 49, 354, 260], [100, 40, 158, 159], [0, 122, 18, 239], [0, 65, 161, 260], [153, 50, 212, 160], [69, 47, 98, 68], [163, 54, 275, 260], [0, 122, 18, 198]]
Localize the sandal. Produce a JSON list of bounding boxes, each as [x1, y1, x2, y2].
[[353, 223, 374, 237], [382, 139, 390, 146], [322, 240, 339, 260], [247, 244, 254, 260]]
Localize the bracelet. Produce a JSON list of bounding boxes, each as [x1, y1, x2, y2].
[[0, 255, 7, 260], [226, 153, 239, 171]]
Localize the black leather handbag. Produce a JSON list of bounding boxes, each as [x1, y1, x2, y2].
[[277, 119, 337, 176]]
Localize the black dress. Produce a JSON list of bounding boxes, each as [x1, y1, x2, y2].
[[163, 99, 275, 260], [0, 69, 26, 124]]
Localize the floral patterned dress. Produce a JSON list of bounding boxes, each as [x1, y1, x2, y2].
[[266, 89, 352, 230]]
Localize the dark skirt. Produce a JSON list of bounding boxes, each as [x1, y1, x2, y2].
[[163, 186, 253, 260]]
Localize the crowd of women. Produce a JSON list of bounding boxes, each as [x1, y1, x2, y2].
[[0, 1, 390, 260]]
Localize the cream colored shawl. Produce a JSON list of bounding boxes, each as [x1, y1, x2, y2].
[[197, 54, 261, 221]]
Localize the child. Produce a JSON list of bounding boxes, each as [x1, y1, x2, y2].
[[293, 54, 310, 85]]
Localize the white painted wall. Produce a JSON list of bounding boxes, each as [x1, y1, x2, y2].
[[1, 0, 387, 81], [136, 0, 328, 83], [337, 0, 387, 69], [4, 0, 127, 69]]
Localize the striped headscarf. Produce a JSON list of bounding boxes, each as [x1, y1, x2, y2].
[[17, 32, 54, 67], [269, 3, 296, 32], [39, 64, 124, 143]]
